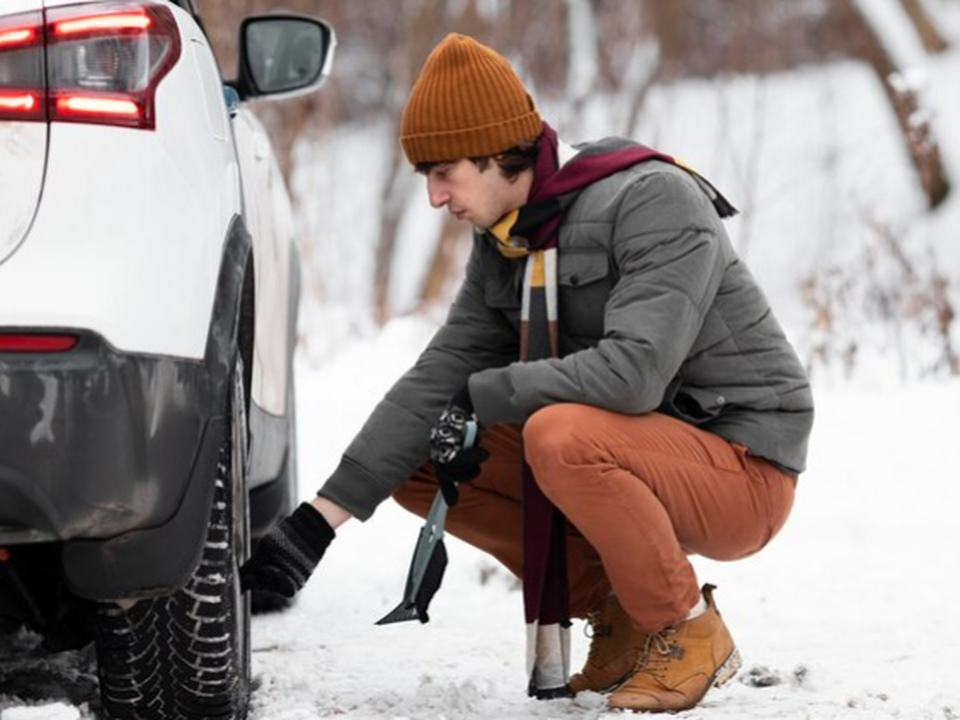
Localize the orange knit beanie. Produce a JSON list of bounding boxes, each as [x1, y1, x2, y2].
[[400, 33, 542, 165]]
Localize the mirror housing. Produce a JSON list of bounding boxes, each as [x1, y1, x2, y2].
[[234, 15, 335, 101]]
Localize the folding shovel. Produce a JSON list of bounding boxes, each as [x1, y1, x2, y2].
[[376, 490, 449, 625]]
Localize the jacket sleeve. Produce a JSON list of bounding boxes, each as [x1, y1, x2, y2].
[[317, 237, 518, 521], [470, 170, 727, 424]]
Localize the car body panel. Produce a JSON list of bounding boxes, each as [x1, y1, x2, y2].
[[0, 0, 45, 265], [0, 7, 237, 362], [0, 124, 46, 267], [0, 3, 291, 420], [2, 0, 41, 13], [231, 108, 293, 419]]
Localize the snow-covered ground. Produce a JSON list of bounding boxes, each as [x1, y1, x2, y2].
[[3, 315, 959, 719], [4, 3, 959, 717], [251, 321, 960, 720]]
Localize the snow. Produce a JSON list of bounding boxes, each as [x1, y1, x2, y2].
[[853, 0, 929, 68], [291, 121, 388, 360], [4, 318, 960, 718], [4, 7, 960, 719], [563, 0, 599, 102], [389, 182, 444, 316], [230, 319, 960, 719], [0, 705, 79, 720], [296, 45, 957, 375], [252, 325, 960, 720], [629, 61, 926, 335]]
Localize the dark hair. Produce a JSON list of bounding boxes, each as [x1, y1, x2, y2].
[[414, 136, 541, 180]]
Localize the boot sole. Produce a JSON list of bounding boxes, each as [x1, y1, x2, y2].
[[681, 646, 743, 709], [712, 647, 743, 689]]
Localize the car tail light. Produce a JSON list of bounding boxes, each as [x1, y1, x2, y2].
[[0, 2, 181, 130], [0, 12, 45, 122], [0, 334, 79, 352]]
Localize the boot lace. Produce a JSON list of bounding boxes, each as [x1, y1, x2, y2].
[[583, 609, 612, 640], [581, 609, 613, 665], [633, 627, 679, 680]]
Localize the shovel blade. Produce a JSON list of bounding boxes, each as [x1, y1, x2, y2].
[[375, 538, 448, 626], [375, 601, 420, 625]]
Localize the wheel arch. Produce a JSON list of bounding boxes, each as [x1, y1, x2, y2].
[[62, 216, 254, 600], [238, 251, 256, 418]]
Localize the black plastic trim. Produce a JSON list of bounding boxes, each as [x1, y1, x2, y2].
[[248, 469, 291, 542], [63, 417, 224, 600]]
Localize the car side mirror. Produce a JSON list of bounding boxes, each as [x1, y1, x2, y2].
[[235, 15, 335, 101]]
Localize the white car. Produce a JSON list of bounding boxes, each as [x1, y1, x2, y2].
[[0, 1, 334, 718]]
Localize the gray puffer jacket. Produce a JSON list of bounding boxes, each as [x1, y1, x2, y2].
[[319, 155, 814, 521]]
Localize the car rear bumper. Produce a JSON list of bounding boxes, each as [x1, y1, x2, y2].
[[0, 221, 252, 599], [0, 330, 220, 545]]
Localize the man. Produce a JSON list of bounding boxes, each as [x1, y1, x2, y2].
[[240, 33, 813, 713]]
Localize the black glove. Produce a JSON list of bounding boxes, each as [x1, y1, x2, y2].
[[239, 502, 335, 598], [430, 386, 489, 507]]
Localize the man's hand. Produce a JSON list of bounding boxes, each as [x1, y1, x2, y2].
[[240, 502, 335, 598], [430, 386, 489, 507]]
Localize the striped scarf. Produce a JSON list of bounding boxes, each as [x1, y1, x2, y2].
[[489, 122, 736, 698]]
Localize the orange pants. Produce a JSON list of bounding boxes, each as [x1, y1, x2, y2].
[[394, 405, 796, 632]]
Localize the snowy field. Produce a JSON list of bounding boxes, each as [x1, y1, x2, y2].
[[3, 315, 959, 720], [4, 3, 959, 716]]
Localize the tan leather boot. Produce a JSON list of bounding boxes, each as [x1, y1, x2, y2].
[[607, 585, 742, 712], [568, 595, 647, 694]]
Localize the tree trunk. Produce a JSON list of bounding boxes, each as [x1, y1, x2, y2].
[[897, 0, 949, 53], [372, 140, 413, 325], [832, 0, 950, 209]]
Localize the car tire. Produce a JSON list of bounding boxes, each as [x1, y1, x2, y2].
[[94, 356, 251, 720]]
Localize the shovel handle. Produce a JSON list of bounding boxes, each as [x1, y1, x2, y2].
[[407, 493, 447, 588]]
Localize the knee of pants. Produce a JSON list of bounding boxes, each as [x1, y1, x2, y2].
[[393, 483, 417, 515], [522, 404, 592, 492]]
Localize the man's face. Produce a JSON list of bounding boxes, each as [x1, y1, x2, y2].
[[424, 159, 530, 230]]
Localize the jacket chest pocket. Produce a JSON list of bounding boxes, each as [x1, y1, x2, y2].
[[557, 251, 611, 339]]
